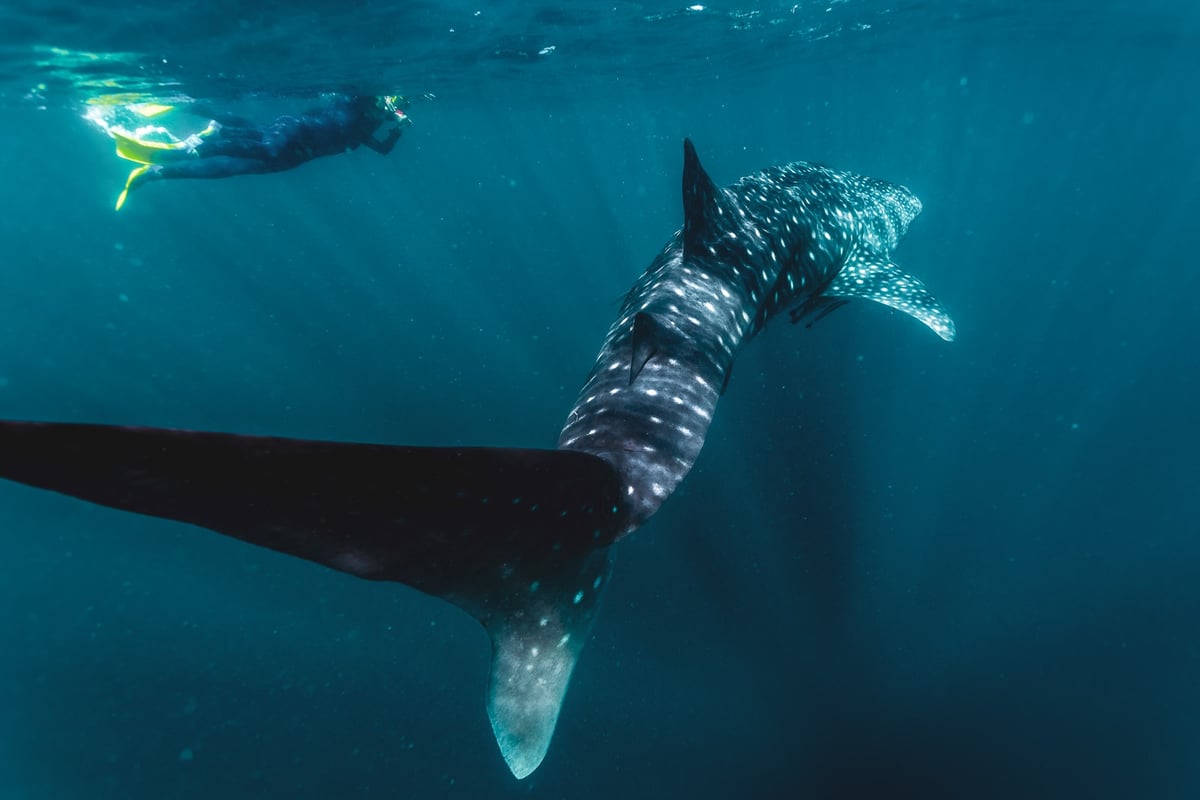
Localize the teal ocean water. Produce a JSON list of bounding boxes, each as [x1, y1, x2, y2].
[[0, 2, 1197, 797]]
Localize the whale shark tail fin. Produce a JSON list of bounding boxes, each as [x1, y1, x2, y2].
[[482, 545, 615, 778], [0, 421, 622, 779]]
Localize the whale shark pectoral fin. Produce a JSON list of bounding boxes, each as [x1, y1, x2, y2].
[[479, 547, 614, 779], [818, 254, 957, 341], [788, 296, 850, 329]]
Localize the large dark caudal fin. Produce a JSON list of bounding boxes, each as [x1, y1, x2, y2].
[[0, 421, 623, 778]]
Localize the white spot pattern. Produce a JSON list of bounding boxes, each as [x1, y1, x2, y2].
[[556, 147, 954, 536]]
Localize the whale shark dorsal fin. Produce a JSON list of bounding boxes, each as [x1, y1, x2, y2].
[[630, 311, 666, 384], [822, 252, 957, 341], [481, 548, 613, 779], [681, 138, 729, 259]]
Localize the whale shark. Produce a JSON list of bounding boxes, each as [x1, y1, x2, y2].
[[0, 140, 954, 779]]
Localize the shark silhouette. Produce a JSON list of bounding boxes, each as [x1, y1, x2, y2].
[[0, 140, 954, 779]]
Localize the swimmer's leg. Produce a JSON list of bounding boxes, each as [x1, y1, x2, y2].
[[155, 156, 277, 179], [195, 134, 273, 160], [186, 106, 258, 128], [114, 157, 275, 210]]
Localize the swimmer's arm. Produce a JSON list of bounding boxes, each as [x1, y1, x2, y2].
[[362, 125, 402, 155]]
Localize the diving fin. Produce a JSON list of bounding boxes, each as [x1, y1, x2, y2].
[[111, 121, 220, 165], [115, 164, 160, 211], [0, 421, 625, 777]]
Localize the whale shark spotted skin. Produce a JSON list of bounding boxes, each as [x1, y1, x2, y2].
[[560, 141, 953, 537], [0, 140, 954, 780]]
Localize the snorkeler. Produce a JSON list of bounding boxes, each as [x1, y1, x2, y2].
[[112, 94, 412, 210]]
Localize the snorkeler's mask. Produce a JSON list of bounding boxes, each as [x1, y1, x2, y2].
[[377, 95, 411, 119], [370, 95, 413, 143]]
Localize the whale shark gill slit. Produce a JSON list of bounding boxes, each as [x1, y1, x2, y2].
[[0, 139, 956, 779]]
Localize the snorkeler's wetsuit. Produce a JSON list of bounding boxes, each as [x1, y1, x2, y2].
[[156, 95, 399, 180]]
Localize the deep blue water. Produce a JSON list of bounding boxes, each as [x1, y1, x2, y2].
[[1, 1, 1198, 798]]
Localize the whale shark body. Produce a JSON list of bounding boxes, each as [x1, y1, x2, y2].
[[0, 140, 954, 779]]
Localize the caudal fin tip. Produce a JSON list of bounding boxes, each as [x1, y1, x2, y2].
[[497, 736, 547, 780], [482, 549, 614, 779], [485, 624, 579, 781], [489, 696, 557, 780]]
